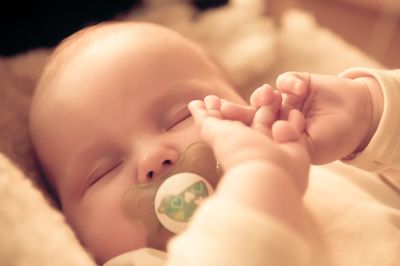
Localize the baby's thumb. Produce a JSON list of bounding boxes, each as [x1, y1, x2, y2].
[[276, 72, 310, 119], [276, 72, 310, 96]]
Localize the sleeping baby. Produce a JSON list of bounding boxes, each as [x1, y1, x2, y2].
[[29, 21, 400, 265]]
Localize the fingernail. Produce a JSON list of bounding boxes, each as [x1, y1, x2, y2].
[[294, 81, 304, 95]]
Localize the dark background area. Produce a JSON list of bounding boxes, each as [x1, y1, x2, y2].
[[0, 0, 228, 56]]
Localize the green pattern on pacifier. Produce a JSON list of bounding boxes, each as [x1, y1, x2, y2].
[[157, 181, 208, 222]]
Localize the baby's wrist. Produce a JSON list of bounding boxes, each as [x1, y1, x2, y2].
[[215, 160, 305, 233], [353, 76, 384, 154]]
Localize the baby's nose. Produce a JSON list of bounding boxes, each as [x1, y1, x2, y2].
[[137, 147, 180, 183]]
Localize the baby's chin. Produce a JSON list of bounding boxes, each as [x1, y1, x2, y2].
[[148, 223, 176, 251], [96, 227, 173, 265]]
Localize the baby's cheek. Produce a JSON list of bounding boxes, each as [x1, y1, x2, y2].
[[80, 210, 149, 264], [63, 194, 149, 264]]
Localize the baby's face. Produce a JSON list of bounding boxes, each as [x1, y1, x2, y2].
[[30, 24, 244, 263]]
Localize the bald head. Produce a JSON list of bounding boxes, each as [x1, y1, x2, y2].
[[29, 21, 231, 183], [35, 22, 210, 97]]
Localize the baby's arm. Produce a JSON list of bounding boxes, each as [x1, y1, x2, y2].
[[165, 97, 313, 266], [337, 69, 400, 172]]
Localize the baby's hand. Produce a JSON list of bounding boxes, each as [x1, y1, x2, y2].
[[189, 90, 308, 190], [215, 84, 282, 136], [276, 72, 383, 164], [188, 95, 310, 232]]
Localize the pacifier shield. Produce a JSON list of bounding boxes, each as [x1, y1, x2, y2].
[[154, 172, 214, 234], [122, 183, 161, 234]]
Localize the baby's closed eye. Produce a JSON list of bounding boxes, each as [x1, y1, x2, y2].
[[85, 160, 123, 188], [165, 107, 193, 131]]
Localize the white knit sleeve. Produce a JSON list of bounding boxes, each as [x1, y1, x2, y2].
[[340, 68, 400, 172]]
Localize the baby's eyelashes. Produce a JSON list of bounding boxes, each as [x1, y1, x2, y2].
[[165, 107, 193, 132], [167, 114, 192, 132], [85, 160, 123, 188]]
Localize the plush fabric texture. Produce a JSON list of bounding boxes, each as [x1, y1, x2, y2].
[[0, 0, 381, 265]]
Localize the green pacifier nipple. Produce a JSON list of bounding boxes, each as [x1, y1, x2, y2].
[[121, 142, 221, 235]]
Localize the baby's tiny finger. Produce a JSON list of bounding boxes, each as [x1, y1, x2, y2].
[[272, 120, 301, 143], [276, 72, 309, 96], [204, 95, 222, 119], [288, 109, 306, 133], [271, 90, 283, 114], [204, 95, 221, 110], [220, 100, 255, 125], [250, 84, 274, 108], [279, 94, 301, 120], [188, 100, 210, 125], [251, 106, 274, 137]]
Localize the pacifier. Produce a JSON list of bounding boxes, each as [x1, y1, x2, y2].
[[121, 142, 221, 237], [154, 172, 213, 234]]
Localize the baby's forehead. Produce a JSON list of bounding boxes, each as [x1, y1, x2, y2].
[[35, 24, 200, 107], [33, 23, 220, 114], [67, 23, 198, 60], [49, 23, 185, 73], [40, 23, 206, 88]]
